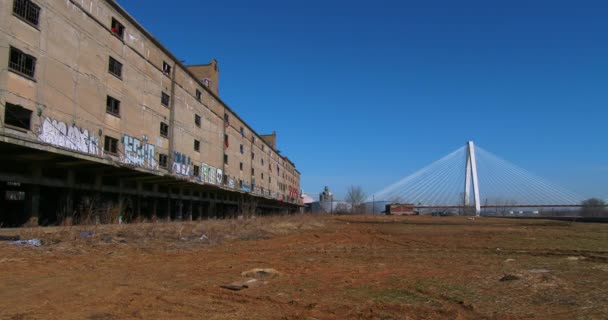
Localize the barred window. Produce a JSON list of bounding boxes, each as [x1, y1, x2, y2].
[[9, 47, 36, 79], [106, 96, 120, 116], [104, 136, 118, 155], [108, 56, 122, 78], [161, 92, 170, 107], [111, 18, 125, 39], [162, 61, 171, 76], [4, 102, 32, 130], [13, 0, 40, 27], [160, 122, 169, 137], [159, 154, 168, 168]]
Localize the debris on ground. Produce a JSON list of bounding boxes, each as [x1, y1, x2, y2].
[[7, 239, 42, 247], [500, 274, 520, 282], [0, 235, 20, 241], [241, 268, 282, 278], [80, 232, 94, 238], [567, 256, 585, 261], [220, 278, 262, 291], [504, 258, 516, 263]]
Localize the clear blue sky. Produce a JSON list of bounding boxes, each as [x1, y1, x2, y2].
[[119, 0, 607, 200]]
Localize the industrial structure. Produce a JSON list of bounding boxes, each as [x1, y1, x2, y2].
[[0, 0, 301, 226]]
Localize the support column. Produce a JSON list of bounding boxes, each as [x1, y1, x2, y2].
[[27, 165, 42, 226], [65, 169, 75, 225], [465, 141, 481, 216]]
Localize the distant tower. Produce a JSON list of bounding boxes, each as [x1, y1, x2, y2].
[[464, 141, 481, 216], [319, 186, 334, 202]]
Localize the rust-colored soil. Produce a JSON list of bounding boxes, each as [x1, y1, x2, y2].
[[1, 215, 607, 319]]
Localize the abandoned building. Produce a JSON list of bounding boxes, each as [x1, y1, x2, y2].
[[0, 0, 302, 226]]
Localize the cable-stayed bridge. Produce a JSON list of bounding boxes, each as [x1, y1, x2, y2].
[[370, 141, 587, 216]]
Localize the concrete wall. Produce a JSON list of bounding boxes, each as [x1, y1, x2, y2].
[[0, 0, 301, 206]]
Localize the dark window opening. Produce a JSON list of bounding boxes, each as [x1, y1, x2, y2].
[[195, 114, 201, 127], [224, 154, 228, 165], [104, 136, 118, 155], [162, 61, 171, 76], [159, 154, 168, 168], [4, 102, 32, 130], [239, 162, 243, 171], [222, 174, 228, 184], [106, 95, 120, 116], [108, 56, 122, 78], [223, 113, 229, 123], [239, 144, 244, 154], [239, 180, 243, 188], [9, 47, 36, 78], [240, 126, 245, 137], [252, 152, 255, 159], [224, 134, 229, 148], [111, 18, 125, 39], [13, 0, 40, 27], [203, 78, 211, 88], [194, 139, 200, 152], [193, 165, 200, 177], [160, 122, 169, 138], [196, 89, 202, 101], [251, 168, 255, 176], [161, 92, 170, 107]]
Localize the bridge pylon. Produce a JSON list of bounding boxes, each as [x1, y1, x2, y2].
[[464, 141, 481, 216]]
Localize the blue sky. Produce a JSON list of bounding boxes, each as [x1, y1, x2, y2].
[[119, 0, 607, 200]]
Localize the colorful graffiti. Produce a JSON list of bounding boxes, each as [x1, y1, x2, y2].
[[172, 152, 191, 176], [38, 117, 101, 156], [208, 166, 217, 184], [122, 135, 157, 170]]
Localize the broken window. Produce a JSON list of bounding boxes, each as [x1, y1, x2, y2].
[[224, 154, 228, 165], [224, 134, 229, 148], [162, 61, 171, 76], [4, 102, 32, 130], [251, 168, 255, 176], [106, 95, 120, 116], [223, 112, 229, 123], [195, 114, 201, 127], [240, 144, 244, 154], [104, 136, 118, 155], [159, 154, 168, 168], [193, 165, 200, 177], [13, 0, 40, 27], [196, 89, 202, 102], [9, 46, 36, 78], [161, 92, 170, 107], [239, 162, 243, 171], [240, 126, 245, 137], [108, 56, 122, 78], [111, 17, 125, 39], [194, 139, 200, 152], [160, 122, 169, 137]]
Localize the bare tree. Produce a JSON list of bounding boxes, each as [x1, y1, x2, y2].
[[581, 198, 606, 217], [346, 185, 366, 214]]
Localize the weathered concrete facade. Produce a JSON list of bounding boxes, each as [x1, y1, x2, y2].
[[0, 0, 301, 226]]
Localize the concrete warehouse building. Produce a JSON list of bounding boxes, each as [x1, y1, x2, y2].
[[0, 0, 302, 226]]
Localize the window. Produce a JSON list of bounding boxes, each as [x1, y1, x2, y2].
[[222, 174, 228, 184], [239, 144, 244, 154], [162, 61, 171, 76], [194, 139, 200, 152], [261, 158, 264, 165], [223, 113, 229, 123], [195, 114, 201, 127], [108, 56, 122, 78], [239, 162, 243, 171], [224, 134, 229, 148], [9, 47, 36, 78], [240, 126, 245, 137], [251, 168, 255, 176], [13, 0, 40, 27], [159, 154, 168, 168], [252, 152, 255, 159], [104, 136, 118, 155], [224, 154, 228, 164], [111, 18, 125, 39], [196, 89, 202, 102], [193, 165, 200, 177], [4, 103, 32, 130], [203, 78, 211, 88], [239, 180, 243, 188], [161, 92, 170, 107], [160, 122, 169, 137], [106, 96, 120, 116], [261, 173, 264, 180], [269, 177, 271, 183]]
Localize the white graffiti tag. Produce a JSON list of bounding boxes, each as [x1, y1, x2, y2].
[[38, 117, 101, 156]]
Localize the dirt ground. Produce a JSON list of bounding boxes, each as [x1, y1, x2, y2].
[[0, 215, 607, 320]]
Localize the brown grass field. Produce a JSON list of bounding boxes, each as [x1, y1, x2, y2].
[[0, 215, 607, 320]]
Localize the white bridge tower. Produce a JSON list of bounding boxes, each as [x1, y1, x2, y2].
[[464, 141, 481, 216]]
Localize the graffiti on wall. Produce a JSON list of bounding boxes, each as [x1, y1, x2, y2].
[[172, 152, 191, 176], [208, 166, 217, 185], [38, 117, 101, 156], [228, 177, 235, 189], [217, 169, 223, 185], [122, 135, 157, 170]]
